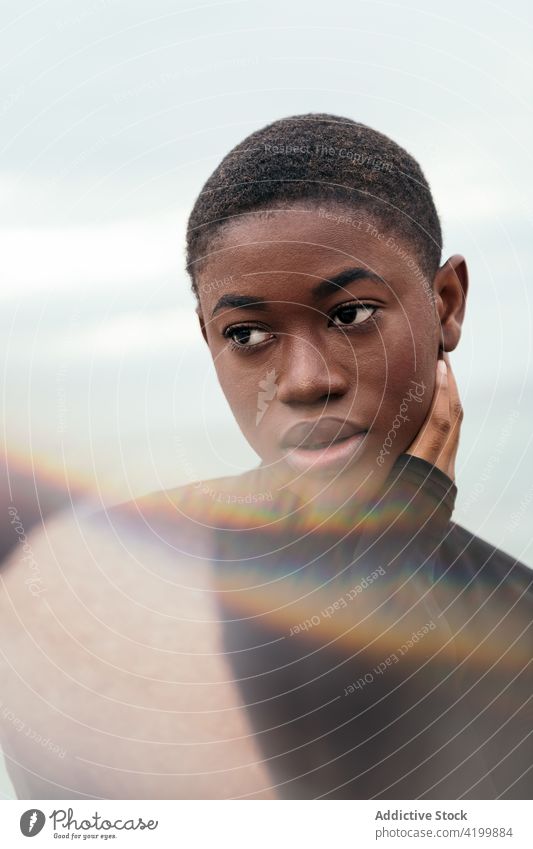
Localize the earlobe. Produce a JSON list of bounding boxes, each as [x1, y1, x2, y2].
[[434, 254, 468, 353]]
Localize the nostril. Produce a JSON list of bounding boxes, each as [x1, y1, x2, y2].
[[275, 347, 350, 405]]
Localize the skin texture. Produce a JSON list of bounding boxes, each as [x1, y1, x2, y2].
[[196, 201, 467, 501]]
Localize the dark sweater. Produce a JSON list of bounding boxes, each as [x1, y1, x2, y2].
[[211, 455, 532, 799], [99, 454, 532, 799]]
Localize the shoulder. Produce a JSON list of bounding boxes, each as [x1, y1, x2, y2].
[[83, 465, 274, 553], [446, 521, 532, 581], [439, 521, 533, 618], [0, 464, 277, 592], [95, 465, 274, 520], [0, 469, 276, 799]]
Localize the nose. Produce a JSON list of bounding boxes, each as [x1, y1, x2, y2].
[[275, 335, 350, 406]]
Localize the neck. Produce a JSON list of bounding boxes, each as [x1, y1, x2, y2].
[[258, 458, 390, 528]]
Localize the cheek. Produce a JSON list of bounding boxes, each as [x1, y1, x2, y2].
[[212, 353, 262, 436], [356, 326, 435, 445]]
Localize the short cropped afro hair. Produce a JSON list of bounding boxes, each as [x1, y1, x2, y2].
[[186, 113, 442, 294]]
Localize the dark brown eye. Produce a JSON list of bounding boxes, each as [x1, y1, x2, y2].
[[233, 327, 252, 345], [331, 303, 376, 327], [226, 326, 272, 347]]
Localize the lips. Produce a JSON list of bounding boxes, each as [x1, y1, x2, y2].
[[280, 417, 364, 450], [280, 417, 368, 475]]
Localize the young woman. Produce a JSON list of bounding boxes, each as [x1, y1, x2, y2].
[[0, 114, 530, 800]]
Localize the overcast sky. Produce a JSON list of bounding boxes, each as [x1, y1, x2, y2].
[[1, 0, 533, 564]]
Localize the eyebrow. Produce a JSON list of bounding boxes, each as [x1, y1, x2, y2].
[[210, 267, 384, 317], [311, 267, 385, 298]]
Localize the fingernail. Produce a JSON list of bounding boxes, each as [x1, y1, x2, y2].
[[437, 360, 447, 376]]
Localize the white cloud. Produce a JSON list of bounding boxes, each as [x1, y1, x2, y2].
[[0, 211, 188, 298], [54, 307, 202, 358]]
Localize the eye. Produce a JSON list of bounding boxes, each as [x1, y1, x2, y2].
[[329, 302, 377, 328], [224, 325, 273, 348]]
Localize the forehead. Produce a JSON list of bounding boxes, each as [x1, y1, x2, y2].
[[196, 203, 422, 305]]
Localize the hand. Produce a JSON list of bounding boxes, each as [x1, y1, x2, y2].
[[404, 352, 463, 481]]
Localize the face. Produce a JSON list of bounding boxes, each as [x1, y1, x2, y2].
[[195, 202, 458, 500]]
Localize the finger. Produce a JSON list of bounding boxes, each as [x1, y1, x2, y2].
[[415, 360, 451, 463], [431, 359, 452, 442], [431, 358, 450, 426], [442, 353, 463, 425]]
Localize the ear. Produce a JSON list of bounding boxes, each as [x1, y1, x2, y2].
[[196, 306, 209, 345], [433, 254, 468, 352]]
